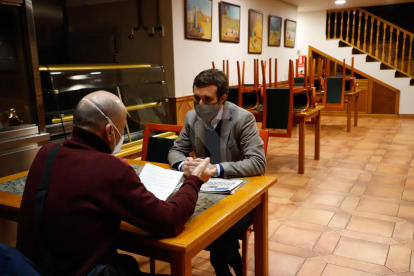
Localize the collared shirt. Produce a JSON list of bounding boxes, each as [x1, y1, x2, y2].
[[177, 105, 224, 177]]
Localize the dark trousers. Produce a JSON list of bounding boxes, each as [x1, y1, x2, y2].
[[207, 212, 253, 276], [114, 254, 168, 276]]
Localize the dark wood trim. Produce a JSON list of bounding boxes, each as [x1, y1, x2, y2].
[[219, 1, 240, 43], [170, 95, 194, 102], [399, 114, 414, 118], [0, 0, 23, 5], [23, 0, 46, 133]]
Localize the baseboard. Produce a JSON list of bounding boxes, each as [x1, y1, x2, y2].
[[321, 112, 398, 118], [399, 114, 414, 118]]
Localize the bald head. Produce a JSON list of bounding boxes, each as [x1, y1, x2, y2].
[[73, 91, 127, 136]]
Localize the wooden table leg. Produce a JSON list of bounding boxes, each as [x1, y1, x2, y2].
[[347, 96, 352, 132], [354, 94, 359, 127], [254, 191, 269, 276], [171, 252, 192, 276], [299, 120, 305, 174], [315, 112, 321, 160]]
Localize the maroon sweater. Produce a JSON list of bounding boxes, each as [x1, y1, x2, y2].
[[16, 127, 203, 276]]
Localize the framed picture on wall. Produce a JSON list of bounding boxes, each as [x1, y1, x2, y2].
[[248, 9, 263, 54], [284, 19, 297, 48], [219, 2, 240, 43], [268, 15, 282, 47], [185, 0, 212, 41]]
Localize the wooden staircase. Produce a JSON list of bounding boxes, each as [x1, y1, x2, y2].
[[326, 7, 414, 85]]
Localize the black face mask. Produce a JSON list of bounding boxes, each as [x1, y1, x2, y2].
[[194, 101, 222, 131]]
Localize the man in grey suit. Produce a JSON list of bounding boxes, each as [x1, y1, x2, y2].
[[168, 69, 266, 276]]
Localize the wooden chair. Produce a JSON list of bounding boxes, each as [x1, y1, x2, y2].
[[212, 60, 229, 80], [323, 59, 347, 109], [292, 57, 311, 112], [268, 58, 278, 87], [259, 59, 294, 137], [141, 123, 183, 163], [240, 128, 269, 276]]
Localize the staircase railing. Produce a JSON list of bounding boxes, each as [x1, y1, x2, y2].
[[326, 8, 414, 79]]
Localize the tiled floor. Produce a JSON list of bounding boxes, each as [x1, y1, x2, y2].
[[128, 116, 414, 275]]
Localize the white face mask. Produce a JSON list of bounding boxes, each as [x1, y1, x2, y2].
[[82, 99, 124, 154]]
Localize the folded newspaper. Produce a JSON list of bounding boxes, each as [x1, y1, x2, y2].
[[200, 178, 244, 194]]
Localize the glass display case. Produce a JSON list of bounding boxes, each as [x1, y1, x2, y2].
[[39, 64, 172, 155]]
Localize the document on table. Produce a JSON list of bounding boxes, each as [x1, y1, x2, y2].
[[139, 163, 183, 201]]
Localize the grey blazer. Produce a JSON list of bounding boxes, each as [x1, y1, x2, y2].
[[168, 101, 266, 178]]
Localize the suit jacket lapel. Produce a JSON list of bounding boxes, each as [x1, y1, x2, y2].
[[194, 117, 206, 157], [220, 102, 233, 162]]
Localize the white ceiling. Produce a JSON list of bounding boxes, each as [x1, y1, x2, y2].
[[281, 0, 414, 12]]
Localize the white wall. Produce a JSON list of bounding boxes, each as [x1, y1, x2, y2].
[[297, 10, 414, 115], [171, 0, 298, 97]]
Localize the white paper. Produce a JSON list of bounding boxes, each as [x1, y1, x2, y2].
[[200, 178, 243, 193], [139, 163, 183, 201]]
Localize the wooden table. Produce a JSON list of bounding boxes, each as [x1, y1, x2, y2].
[[293, 105, 324, 174], [0, 160, 276, 276]]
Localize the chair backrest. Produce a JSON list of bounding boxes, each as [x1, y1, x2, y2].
[[142, 123, 184, 163], [258, 129, 269, 156], [323, 59, 346, 109], [261, 59, 294, 138], [227, 87, 239, 106]]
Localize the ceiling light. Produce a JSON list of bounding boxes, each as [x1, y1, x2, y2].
[[335, 0, 346, 4]]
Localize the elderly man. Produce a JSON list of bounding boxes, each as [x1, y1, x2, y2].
[[17, 91, 216, 276], [168, 69, 266, 276]]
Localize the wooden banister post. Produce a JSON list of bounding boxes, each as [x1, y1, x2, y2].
[[340, 11, 344, 40], [389, 27, 393, 65], [346, 11, 350, 42], [363, 13, 368, 51], [408, 36, 413, 75], [376, 20, 380, 58], [395, 30, 400, 67], [369, 17, 374, 55], [357, 11, 362, 48], [334, 12, 337, 39], [352, 10, 356, 45], [401, 33, 407, 71], [327, 12, 331, 39], [382, 23, 387, 61]]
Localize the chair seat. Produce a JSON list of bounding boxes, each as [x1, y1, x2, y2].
[[254, 104, 263, 112], [293, 105, 307, 112], [293, 83, 304, 86]]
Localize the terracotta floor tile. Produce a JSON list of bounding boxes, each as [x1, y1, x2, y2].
[[272, 204, 297, 219], [344, 155, 371, 162], [355, 142, 380, 149], [288, 207, 335, 225], [304, 193, 345, 207], [370, 156, 383, 163], [313, 231, 341, 255], [328, 212, 351, 230], [364, 185, 403, 199], [386, 244, 411, 273], [280, 219, 333, 232], [384, 149, 413, 158], [356, 199, 399, 216], [268, 241, 318, 258], [339, 197, 360, 211], [337, 229, 398, 245], [398, 205, 414, 220], [322, 254, 394, 275], [289, 189, 312, 202], [376, 164, 410, 175], [406, 178, 414, 187], [269, 224, 322, 249], [248, 251, 305, 276], [336, 162, 367, 170], [357, 174, 373, 183], [191, 257, 214, 272], [317, 180, 354, 192], [333, 236, 389, 265], [296, 257, 326, 276], [364, 163, 378, 172], [370, 175, 407, 186], [321, 264, 379, 276], [268, 186, 297, 199], [381, 158, 411, 166], [392, 222, 414, 243], [349, 183, 367, 195], [277, 175, 310, 186], [346, 216, 395, 237], [403, 190, 414, 202], [326, 170, 361, 180]]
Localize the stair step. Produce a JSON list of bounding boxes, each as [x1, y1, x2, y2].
[[338, 41, 351, 48], [395, 71, 410, 78], [352, 48, 364, 55], [366, 56, 381, 63], [380, 63, 394, 70]]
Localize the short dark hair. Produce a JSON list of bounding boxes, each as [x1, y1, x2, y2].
[[193, 69, 229, 99]]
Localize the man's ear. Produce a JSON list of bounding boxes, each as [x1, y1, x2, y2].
[[104, 124, 114, 142], [220, 94, 227, 103]]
